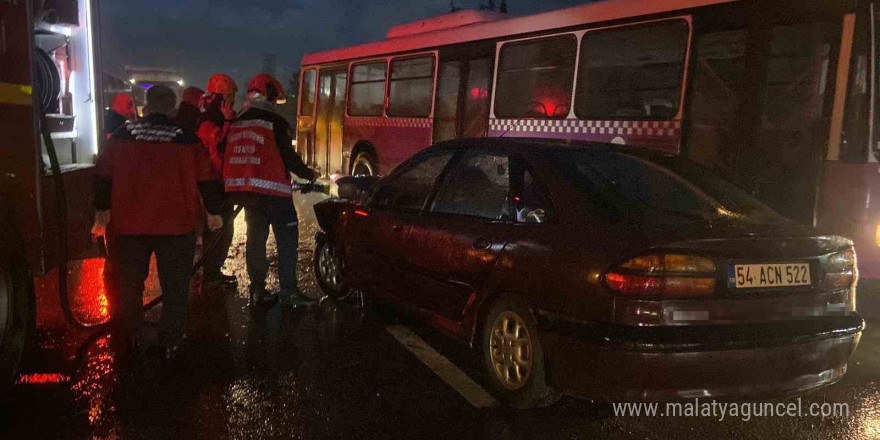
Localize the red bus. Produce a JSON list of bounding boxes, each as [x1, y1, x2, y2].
[[1, 0, 119, 397], [298, 0, 880, 278]]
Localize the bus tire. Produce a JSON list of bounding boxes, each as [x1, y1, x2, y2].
[[0, 253, 30, 404], [350, 152, 376, 177]]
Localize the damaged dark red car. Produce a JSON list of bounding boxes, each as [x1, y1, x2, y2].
[[313, 138, 863, 409]]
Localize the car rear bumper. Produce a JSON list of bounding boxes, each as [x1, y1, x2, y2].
[[537, 312, 864, 401]]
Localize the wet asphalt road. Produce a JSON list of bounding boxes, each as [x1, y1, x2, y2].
[[2, 194, 880, 440]]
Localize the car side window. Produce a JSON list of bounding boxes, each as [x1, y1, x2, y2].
[[370, 151, 453, 213], [513, 163, 553, 224], [430, 152, 511, 220]]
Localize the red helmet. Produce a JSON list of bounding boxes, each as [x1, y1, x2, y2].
[[181, 87, 204, 107], [110, 93, 136, 120], [247, 73, 284, 101], [207, 74, 237, 95]]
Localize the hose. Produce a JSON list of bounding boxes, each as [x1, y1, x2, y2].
[[33, 48, 60, 114], [39, 112, 92, 330]]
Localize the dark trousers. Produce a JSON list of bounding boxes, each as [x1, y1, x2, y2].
[[244, 198, 299, 296], [203, 203, 237, 281], [110, 232, 196, 345]]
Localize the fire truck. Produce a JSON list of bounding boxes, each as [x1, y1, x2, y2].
[[0, 0, 109, 399]]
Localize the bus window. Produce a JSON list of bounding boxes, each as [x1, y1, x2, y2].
[[349, 61, 387, 117], [575, 20, 689, 120], [388, 55, 435, 117], [494, 35, 577, 119], [299, 69, 317, 117]]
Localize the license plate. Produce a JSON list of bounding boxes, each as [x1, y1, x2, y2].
[[729, 263, 811, 289]]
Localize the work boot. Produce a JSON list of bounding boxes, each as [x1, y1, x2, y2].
[[249, 288, 278, 308], [279, 289, 317, 308]]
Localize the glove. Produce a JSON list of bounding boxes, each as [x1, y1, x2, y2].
[[91, 210, 111, 238]]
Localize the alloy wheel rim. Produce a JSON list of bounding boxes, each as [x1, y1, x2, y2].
[[489, 311, 533, 391], [318, 244, 339, 289]]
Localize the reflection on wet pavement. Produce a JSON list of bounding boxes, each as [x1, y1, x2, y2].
[[3, 194, 880, 440]]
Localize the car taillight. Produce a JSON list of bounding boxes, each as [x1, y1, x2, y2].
[[824, 248, 856, 291], [605, 254, 716, 298]]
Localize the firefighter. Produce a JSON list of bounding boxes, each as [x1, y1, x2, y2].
[[175, 86, 204, 131], [197, 74, 239, 288], [223, 73, 318, 308], [92, 85, 223, 357], [104, 92, 137, 138]]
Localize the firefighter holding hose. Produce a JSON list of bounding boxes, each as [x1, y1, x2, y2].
[[222, 73, 318, 308]]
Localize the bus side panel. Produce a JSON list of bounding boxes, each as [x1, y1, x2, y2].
[[343, 117, 433, 175], [818, 161, 880, 279], [0, 1, 45, 274], [487, 118, 682, 154]]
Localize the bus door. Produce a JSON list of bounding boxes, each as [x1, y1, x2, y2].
[[433, 43, 495, 143], [686, 3, 843, 225], [315, 68, 348, 176]]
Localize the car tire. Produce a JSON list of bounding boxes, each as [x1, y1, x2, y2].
[[481, 296, 558, 409], [351, 152, 376, 177], [0, 256, 30, 404], [314, 233, 346, 299]]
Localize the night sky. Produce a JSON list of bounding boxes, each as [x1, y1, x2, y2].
[[99, 0, 586, 96]]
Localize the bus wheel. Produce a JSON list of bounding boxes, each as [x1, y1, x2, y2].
[[351, 152, 376, 177], [0, 257, 29, 403]]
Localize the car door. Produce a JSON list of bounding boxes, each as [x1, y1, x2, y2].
[[402, 149, 513, 322], [342, 150, 454, 300]]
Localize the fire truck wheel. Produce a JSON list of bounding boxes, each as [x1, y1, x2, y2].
[[0, 256, 30, 403], [351, 152, 376, 177]]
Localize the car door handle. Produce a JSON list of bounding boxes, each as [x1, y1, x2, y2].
[[472, 237, 493, 250], [391, 224, 405, 232]]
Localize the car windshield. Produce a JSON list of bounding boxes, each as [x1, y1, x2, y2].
[[553, 148, 787, 225]]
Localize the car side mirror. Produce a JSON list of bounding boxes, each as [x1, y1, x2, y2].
[[335, 175, 380, 201], [337, 181, 360, 200]]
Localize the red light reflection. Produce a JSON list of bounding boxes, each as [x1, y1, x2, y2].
[[470, 87, 489, 100], [72, 258, 111, 325], [16, 373, 71, 385]]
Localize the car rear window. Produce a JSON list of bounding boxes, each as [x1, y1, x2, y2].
[[553, 149, 786, 224]]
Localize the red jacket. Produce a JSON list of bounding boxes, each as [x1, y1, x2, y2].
[[197, 118, 229, 174], [94, 114, 222, 235], [222, 107, 316, 203], [222, 114, 293, 198]]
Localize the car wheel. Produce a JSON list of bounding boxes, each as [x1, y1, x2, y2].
[[481, 297, 557, 409], [314, 234, 345, 299], [0, 257, 30, 403], [351, 153, 375, 177]]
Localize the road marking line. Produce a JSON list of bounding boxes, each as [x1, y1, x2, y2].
[[386, 325, 497, 409]]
